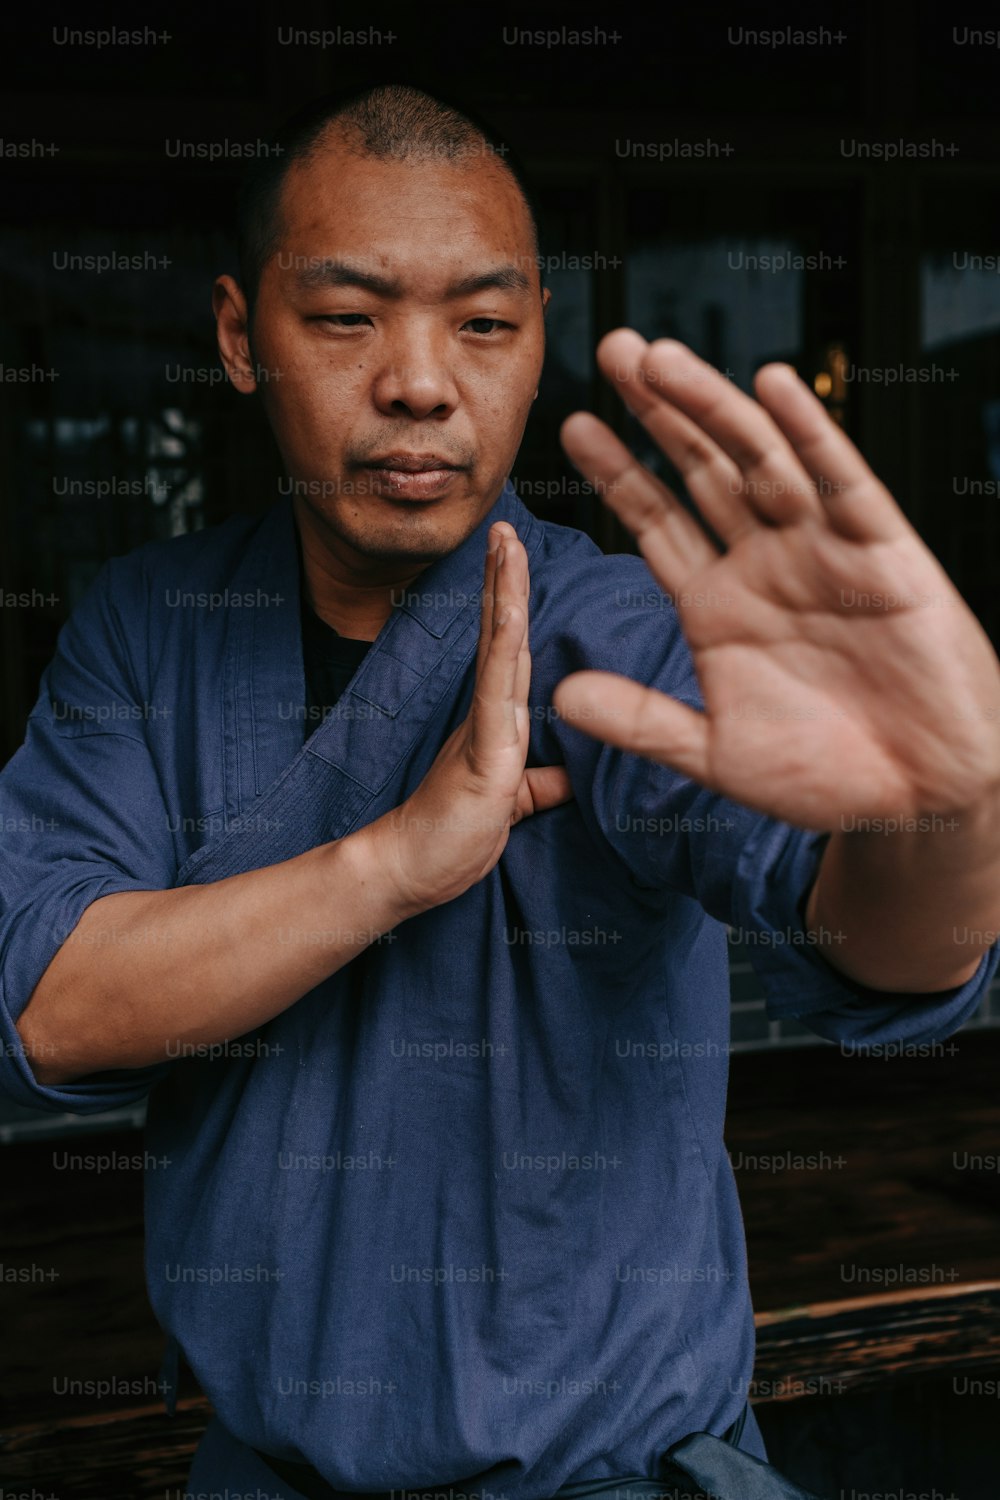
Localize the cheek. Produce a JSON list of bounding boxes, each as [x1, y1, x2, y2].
[[470, 358, 537, 421], [260, 375, 353, 467], [258, 317, 359, 391], [269, 345, 357, 421], [494, 375, 537, 438]]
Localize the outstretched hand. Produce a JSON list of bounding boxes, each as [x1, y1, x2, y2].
[[553, 329, 1000, 833]]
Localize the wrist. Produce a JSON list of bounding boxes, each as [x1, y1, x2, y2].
[[343, 810, 428, 926]]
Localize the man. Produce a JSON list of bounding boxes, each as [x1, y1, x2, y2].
[[3, 84, 1000, 1496]]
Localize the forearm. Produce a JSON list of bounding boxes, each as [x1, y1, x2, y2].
[[805, 789, 1000, 992], [16, 820, 419, 1086]]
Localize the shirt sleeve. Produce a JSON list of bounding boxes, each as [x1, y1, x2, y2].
[[541, 555, 1000, 1048], [0, 558, 177, 1113], [726, 814, 1000, 1046]]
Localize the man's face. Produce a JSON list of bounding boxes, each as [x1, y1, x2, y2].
[[237, 139, 547, 570]]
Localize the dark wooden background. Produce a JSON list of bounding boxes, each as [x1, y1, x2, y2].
[[4, 0, 1000, 759]]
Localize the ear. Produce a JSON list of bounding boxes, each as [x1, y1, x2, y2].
[[212, 275, 259, 394], [535, 287, 552, 398]]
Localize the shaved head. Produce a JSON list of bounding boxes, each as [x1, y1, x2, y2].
[[236, 84, 542, 320]]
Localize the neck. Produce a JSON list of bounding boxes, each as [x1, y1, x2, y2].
[[293, 502, 434, 642]]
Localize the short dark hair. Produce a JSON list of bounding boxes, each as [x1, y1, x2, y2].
[[235, 83, 543, 318]]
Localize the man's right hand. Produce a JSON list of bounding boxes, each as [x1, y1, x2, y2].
[[371, 520, 572, 915], [14, 524, 572, 1085]]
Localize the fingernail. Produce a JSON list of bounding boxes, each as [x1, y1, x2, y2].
[[496, 545, 506, 566]]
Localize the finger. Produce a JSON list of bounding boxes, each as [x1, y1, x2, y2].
[[494, 532, 533, 728], [552, 670, 711, 784], [752, 363, 912, 544], [594, 327, 760, 544], [475, 524, 502, 681], [513, 765, 574, 823], [560, 411, 719, 593], [469, 602, 525, 764], [470, 537, 529, 762], [492, 528, 529, 643], [622, 336, 828, 526], [512, 566, 532, 717]]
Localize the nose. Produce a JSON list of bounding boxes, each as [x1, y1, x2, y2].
[[370, 320, 459, 421]]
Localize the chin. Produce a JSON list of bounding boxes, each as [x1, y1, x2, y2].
[[328, 497, 493, 564], [356, 535, 458, 564]]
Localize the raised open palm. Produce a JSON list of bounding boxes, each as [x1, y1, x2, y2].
[[554, 329, 1000, 833]]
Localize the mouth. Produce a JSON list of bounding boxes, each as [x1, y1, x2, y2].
[[357, 454, 466, 502]]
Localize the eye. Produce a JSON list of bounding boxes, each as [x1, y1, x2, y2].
[[463, 318, 512, 335], [313, 314, 373, 328]]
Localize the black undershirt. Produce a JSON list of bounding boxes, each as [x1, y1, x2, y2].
[[300, 594, 372, 722]]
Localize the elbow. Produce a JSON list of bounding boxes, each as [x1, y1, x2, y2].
[[14, 998, 70, 1086]]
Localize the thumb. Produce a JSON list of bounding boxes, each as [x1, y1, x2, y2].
[[514, 765, 574, 822], [553, 671, 711, 783]]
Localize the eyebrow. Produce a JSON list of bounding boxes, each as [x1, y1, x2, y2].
[[291, 257, 533, 298]]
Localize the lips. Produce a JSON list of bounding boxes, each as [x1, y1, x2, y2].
[[359, 454, 465, 502], [365, 453, 462, 473]]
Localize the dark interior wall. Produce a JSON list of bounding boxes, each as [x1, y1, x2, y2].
[[3, 9, 1000, 1487], [3, 0, 1000, 758]]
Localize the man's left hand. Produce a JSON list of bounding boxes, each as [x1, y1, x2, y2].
[[554, 328, 1000, 835]]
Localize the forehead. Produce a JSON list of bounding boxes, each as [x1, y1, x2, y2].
[[274, 144, 536, 284]]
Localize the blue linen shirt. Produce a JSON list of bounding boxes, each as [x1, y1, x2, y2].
[[1, 481, 995, 1495]]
